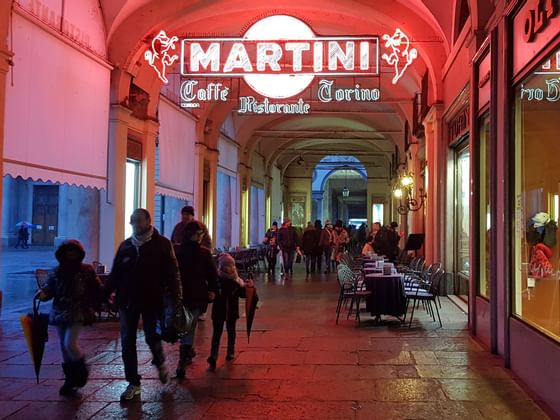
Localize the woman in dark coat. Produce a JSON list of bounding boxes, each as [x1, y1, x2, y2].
[[37, 240, 102, 396], [207, 253, 254, 369], [175, 221, 218, 378]]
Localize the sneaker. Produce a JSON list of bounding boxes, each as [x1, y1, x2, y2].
[[157, 364, 169, 384], [120, 384, 141, 401]]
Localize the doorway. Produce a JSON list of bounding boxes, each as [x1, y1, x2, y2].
[[454, 143, 470, 302], [32, 185, 59, 245]]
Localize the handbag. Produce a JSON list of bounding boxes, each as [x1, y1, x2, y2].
[[158, 300, 195, 343]]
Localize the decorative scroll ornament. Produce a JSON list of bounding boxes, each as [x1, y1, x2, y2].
[[381, 28, 418, 84], [144, 30, 179, 84]]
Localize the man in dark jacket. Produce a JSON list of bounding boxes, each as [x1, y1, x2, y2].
[[171, 206, 212, 250], [106, 208, 182, 401], [175, 220, 218, 379], [302, 220, 322, 274], [277, 218, 300, 277]]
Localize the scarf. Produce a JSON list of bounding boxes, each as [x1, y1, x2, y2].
[[131, 225, 154, 253]]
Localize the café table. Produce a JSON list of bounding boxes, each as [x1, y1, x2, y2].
[[363, 272, 407, 322]]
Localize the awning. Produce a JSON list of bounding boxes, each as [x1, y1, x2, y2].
[[157, 98, 196, 197], [3, 14, 109, 190], [155, 184, 193, 202]]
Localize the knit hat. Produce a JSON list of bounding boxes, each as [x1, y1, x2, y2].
[[218, 252, 243, 284]]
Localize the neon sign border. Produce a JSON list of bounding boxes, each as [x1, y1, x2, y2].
[[179, 36, 380, 77]]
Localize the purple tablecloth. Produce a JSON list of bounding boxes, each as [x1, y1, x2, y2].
[[364, 273, 406, 318]]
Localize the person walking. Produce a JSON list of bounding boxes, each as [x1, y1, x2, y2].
[[332, 220, 350, 265], [263, 221, 279, 273], [15, 225, 29, 249], [171, 206, 212, 250], [277, 218, 300, 277], [175, 220, 218, 379], [105, 209, 182, 401], [207, 253, 254, 369], [301, 220, 322, 274], [321, 221, 334, 273], [37, 240, 102, 396]]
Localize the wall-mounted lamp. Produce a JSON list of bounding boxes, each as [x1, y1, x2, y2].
[[393, 166, 426, 215]]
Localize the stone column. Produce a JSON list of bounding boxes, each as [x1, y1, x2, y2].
[[0, 48, 13, 249], [193, 143, 206, 217], [141, 119, 159, 217], [238, 164, 252, 247], [423, 104, 444, 264], [99, 105, 130, 265], [54, 184, 68, 247], [206, 148, 219, 248]]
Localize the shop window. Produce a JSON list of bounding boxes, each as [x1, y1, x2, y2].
[[479, 114, 491, 298], [372, 203, 384, 224], [455, 144, 470, 301], [125, 159, 141, 239], [514, 48, 560, 341]]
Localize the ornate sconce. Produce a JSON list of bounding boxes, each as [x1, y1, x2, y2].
[[393, 165, 426, 215]]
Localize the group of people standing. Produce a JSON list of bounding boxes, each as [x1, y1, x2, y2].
[[360, 221, 402, 262], [37, 206, 253, 401], [262, 219, 402, 276], [263, 218, 352, 276]]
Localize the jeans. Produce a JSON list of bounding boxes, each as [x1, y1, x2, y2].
[[180, 307, 202, 346], [323, 247, 332, 272], [281, 249, 295, 273], [210, 318, 237, 358], [56, 323, 82, 363], [120, 307, 165, 386], [305, 255, 317, 273]]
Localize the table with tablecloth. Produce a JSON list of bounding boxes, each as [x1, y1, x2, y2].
[[364, 273, 407, 320]]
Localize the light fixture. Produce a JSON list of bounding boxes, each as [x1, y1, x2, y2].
[[342, 168, 350, 198], [297, 155, 305, 166], [393, 165, 426, 215]]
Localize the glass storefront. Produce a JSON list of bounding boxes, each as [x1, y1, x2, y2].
[[455, 144, 470, 300], [513, 48, 560, 342], [479, 114, 491, 298], [124, 159, 140, 239]]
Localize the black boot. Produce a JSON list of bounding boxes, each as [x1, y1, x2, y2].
[[226, 345, 235, 361], [59, 363, 76, 396], [175, 345, 191, 379], [72, 358, 89, 388]]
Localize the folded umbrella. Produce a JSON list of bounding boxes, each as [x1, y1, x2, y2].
[[245, 286, 259, 343], [20, 298, 49, 384]]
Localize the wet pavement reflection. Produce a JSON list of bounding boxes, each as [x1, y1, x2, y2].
[[0, 248, 551, 419]]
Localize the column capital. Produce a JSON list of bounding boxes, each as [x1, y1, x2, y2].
[[422, 103, 445, 132]]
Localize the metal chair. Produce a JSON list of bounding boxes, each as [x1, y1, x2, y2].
[[405, 268, 445, 328]]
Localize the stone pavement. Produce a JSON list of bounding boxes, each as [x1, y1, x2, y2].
[[0, 265, 552, 419]]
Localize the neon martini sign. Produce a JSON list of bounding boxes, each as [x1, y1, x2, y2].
[[145, 15, 418, 113]]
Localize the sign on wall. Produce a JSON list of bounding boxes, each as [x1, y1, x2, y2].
[[144, 15, 419, 113]]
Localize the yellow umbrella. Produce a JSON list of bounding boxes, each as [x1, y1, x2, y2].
[[20, 298, 49, 384]]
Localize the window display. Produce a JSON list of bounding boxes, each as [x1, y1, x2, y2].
[[513, 48, 560, 341]]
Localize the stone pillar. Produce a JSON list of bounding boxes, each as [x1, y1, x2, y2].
[[206, 148, 219, 248], [99, 105, 130, 265], [423, 104, 444, 264], [193, 143, 206, 218], [0, 48, 13, 250], [54, 184, 69, 246], [141, 119, 158, 216], [238, 164, 252, 247]]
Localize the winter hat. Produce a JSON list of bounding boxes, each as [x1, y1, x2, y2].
[[218, 252, 243, 284], [55, 239, 86, 264]]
